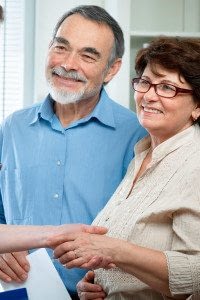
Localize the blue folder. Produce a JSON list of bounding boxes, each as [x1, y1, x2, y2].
[[0, 288, 28, 299]]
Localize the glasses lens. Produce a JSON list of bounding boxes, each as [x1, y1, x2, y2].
[[156, 84, 176, 97], [132, 78, 150, 92]]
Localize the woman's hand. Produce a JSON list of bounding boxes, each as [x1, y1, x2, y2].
[[77, 270, 106, 300], [53, 232, 117, 269]]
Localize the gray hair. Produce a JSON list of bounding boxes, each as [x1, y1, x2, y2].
[[52, 5, 124, 67]]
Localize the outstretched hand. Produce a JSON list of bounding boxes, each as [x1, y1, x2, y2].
[[47, 224, 108, 248]]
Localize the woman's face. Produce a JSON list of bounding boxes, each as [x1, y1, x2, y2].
[[135, 64, 200, 143]]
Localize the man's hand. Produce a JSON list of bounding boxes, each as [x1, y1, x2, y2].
[[77, 270, 106, 300], [0, 251, 29, 283]]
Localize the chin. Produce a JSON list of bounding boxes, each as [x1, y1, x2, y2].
[[139, 119, 158, 131]]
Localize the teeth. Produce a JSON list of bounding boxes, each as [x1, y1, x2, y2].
[[143, 107, 162, 114]]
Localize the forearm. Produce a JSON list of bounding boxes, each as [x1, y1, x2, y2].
[[0, 224, 107, 254], [0, 224, 60, 253], [111, 240, 189, 299], [110, 240, 170, 295]]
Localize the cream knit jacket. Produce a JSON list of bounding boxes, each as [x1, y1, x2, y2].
[[93, 125, 200, 300]]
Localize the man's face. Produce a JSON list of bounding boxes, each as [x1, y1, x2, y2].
[[45, 14, 116, 104]]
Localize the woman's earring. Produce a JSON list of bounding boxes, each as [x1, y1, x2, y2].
[[193, 115, 199, 122]]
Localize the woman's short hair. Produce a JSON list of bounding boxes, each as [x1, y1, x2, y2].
[[135, 36, 200, 106]]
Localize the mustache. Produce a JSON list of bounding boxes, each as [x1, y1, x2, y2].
[[52, 67, 87, 83]]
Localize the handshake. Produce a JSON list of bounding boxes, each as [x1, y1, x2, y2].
[[0, 223, 116, 284], [51, 224, 116, 270]]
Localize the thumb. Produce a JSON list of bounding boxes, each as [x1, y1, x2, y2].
[[85, 270, 95, 283]]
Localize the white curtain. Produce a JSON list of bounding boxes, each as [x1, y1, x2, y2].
[[0, 0, 24, 123]]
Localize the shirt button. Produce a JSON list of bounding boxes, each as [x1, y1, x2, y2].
[[53, 193, 59, 199], [57, 160, 61, 166]]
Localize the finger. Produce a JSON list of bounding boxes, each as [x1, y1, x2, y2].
[[78, 256, 114, 270], [77, 282, 106, 299], [2, 253, 29, 282], [0, 255, 25, 282], [0, 258, 15, 282], [47, 235, 76, 248], [77, 271, 106, 299], [83, 226, 108, 235], [77, 277, 102, 293], [79, 291, 106, 300], [63, 256, 94, 269], [84, 270, 95, 283], [107, 262, 116, 269], [0, 269, 13, 282], [78, 257, 105, 270], [53, 242, 75, 258], [12, 252, 30, 272], [58, 250, 77, 264]]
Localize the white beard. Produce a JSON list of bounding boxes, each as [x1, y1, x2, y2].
[[48, 84, 86, 105], [46, 67, 105, 105], [47, 81, 102, 105]]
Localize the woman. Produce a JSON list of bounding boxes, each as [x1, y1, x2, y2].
[[54, 37, 200, 299]]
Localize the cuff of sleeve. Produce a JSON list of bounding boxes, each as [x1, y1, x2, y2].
[[164, 251, 200, 296]]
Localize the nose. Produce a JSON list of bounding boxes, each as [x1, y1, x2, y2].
[[143, 85, 159, 101], [61, 52, 79, 71]]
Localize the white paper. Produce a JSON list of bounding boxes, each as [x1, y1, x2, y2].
[[0, 248, 71, 300]]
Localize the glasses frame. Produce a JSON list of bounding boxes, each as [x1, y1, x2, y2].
[[131, 78, 193, 99]]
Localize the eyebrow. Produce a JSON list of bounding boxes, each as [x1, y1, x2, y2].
[[142, 76, 183, 87], [53, 36, 69, 46], [53, 36, 101, 58], [82, 47, 101, 58]]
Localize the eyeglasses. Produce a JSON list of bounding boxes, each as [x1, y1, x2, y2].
[[132, 78, 193, 99]]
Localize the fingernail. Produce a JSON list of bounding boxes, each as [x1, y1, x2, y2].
[[5, 277, 12, 282], [21, 274, 28, 280], [24, 264, 30, 272]]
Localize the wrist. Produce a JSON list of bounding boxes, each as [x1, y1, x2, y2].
[[41, 225, 60, 248]]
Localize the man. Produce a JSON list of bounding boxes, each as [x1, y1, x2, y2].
[[0, 4, 108, 258], [0, 5, 146, 298]]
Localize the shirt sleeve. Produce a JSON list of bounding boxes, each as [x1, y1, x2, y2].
[[164, 252, 200, 296], [164, 161, 200, 299], [163, 171, 200, 297]]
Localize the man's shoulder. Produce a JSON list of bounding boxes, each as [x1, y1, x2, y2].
[[2, 101, 43, 126], [106, 98, 147, 138], [108, 98, 139, 125], [108, 97, 134, 114]]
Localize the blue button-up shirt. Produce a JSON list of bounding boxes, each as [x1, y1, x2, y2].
[[0, 88, 146, 293]]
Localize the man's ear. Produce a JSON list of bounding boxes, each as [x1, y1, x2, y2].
[[104, 59, 122, 84]]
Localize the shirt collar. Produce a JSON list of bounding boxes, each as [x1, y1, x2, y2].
[[29, 95, 54, 125], [134, 125, 199, 163], [83, 88, 116, 128], [29, 88, 116, 129]]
